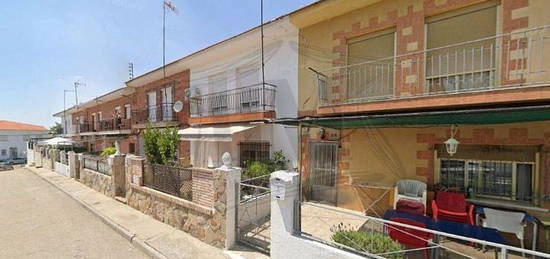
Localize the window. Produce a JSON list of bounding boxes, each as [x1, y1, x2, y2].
[[0, 135, 7, 142], [115, 106, 122, 118], [439, 159, 534, 202], [124, 104, 131, 119], [237, 67, 261, 110], [239, 142, 270, 167], [347, 29, 395, 100], [426, 4, 497, 93], [1, 149, 6, 156]]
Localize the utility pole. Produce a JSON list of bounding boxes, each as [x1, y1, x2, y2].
[[162, 1, 177, 114], [260, 0, 266, 111]]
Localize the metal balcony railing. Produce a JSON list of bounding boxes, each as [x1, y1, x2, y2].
[[75, 118, 131, 133], [132, 103, 176, 124], [315, 25, 550, 107], [190, 83, 276, 118]]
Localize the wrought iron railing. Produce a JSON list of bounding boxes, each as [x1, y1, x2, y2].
[[315, 25, 550, 107], [75, 118, 131, 133], [82, 155, 111, 176], [132, 103, 176, 124], [143, 162, 192, 200], [190, 83, 276, 117]]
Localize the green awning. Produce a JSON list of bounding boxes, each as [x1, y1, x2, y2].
[[273, 105, 550, 129]]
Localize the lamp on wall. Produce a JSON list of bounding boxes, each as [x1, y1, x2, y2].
[[444, 125, 460, 156]]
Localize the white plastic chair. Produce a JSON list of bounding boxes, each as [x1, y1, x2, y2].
[[482, 208, 526, 255], [393, 179, 427, 211]]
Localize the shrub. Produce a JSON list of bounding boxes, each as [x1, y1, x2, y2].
[[100, 146, 117, 157], [331, 224, 404, 259], [143, 126, 179, 165], [245, 161, 272, 178]]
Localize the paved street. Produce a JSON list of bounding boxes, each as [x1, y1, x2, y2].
[[0, 167, 147, 259]]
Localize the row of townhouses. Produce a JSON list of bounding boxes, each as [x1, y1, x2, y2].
[[47, 0, 550, 258]]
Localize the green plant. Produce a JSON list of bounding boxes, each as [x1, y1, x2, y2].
[[245, 161, 272, 178], [100, 146, 116, 157], [243, 150, 290, 179], [143, 126, 179, 165], [271, 150, 290, 171], [331, 223, 404, 259]]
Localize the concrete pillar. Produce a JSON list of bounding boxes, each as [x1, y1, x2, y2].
[[270, 170, 300, 258], [109, 154, 126, 197], [215, 162, 241, 249], [68, 151, 79, 179], [48, 149, 56, 170]]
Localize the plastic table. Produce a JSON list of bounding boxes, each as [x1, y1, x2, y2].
[[384, 209, 506, 258]]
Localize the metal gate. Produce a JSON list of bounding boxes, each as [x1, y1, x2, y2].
[[307, 142, 338, 205], [236, 174, 271, 254]]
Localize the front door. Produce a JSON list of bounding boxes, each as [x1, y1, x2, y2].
[[147, 91, 157, 122], [308, 142, 338, 205]]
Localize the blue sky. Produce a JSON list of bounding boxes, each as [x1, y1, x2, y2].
[[0, 0, 315, 128]]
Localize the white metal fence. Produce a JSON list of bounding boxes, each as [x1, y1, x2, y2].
[[316, 25, 550, 106]]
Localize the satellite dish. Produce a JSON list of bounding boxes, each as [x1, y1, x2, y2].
[[173, 100, 184, 112]]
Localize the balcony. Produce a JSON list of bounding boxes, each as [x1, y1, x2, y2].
[[315, 26, 550, 113], [76, 118, 131, 134], [189, 83, 276, 123], [132, 103, 177, 125]]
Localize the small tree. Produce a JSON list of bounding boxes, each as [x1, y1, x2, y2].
[[142, 126, 179, 165], [49, 122, 63, 136]]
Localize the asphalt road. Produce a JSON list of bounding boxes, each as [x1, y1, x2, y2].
[[0, 167, 148, 259]]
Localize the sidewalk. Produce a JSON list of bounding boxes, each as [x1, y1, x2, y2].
[[25, 166, 268, 259]]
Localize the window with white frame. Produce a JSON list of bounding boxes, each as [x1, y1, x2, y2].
[[115, 106, 122, 118], [439, 158, 534, 202], [1, 149, 6, 156], [124, 104, 131, 119]]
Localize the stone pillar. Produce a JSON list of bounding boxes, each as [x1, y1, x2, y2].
[[270, 170, 300, 258], [109, 154, 126, 197], [68, 151, 79, 179], [48, 149, 56, 170], [214, 152, 242, 248], [127, 156, 145, 187]]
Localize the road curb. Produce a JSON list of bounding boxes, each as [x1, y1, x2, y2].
[[24, 166, 168, 259]]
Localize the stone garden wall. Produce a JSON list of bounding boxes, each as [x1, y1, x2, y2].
[[126, 156, 231, 248], [80, 168, 115, 198]]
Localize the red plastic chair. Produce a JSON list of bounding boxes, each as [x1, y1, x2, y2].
[[387, 217, 432, 259], [431, 191, 474, 225]]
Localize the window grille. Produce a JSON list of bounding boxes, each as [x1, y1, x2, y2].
[[239, 142, 270, 167], [439, 159, 534, 201], [309, 142, 338, 187]]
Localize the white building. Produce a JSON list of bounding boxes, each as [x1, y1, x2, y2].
[[0, 120, 49, 161], [181, 16, 299, 169]]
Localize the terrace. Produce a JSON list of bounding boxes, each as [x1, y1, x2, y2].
[[189, 83, 276, 124], [314, 26, 550, 114]]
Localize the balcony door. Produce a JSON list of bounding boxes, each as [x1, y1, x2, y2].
[[426, 3, 497, 93], [237, 67, 260, 112], [161, 87, 173, 121], [208, 73, 228, 115], [147, 91, 157, 122], [347, 29, 395, 101]]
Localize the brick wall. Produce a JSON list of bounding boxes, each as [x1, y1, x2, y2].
[[132, 70, 190, 126]]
